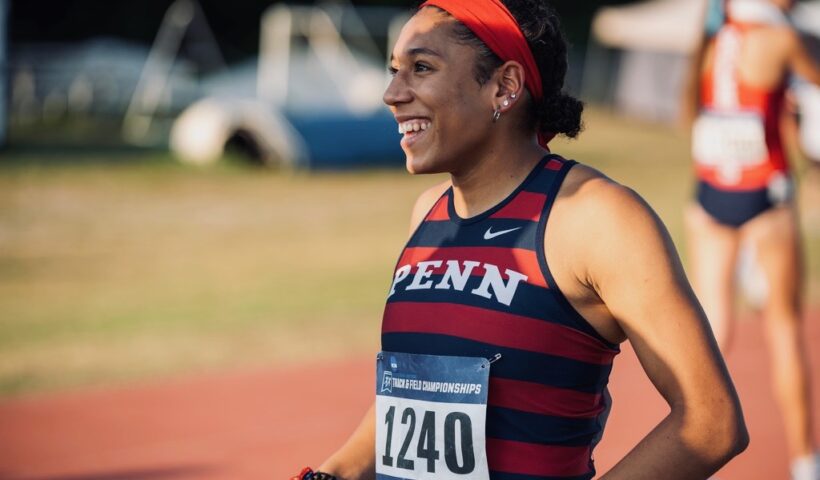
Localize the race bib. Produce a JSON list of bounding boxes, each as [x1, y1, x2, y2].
[[692, 110, 768, 185], [375, 351, 491, 480]]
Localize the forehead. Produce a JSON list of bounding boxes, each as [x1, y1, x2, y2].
[[392, 7, 457, 57]]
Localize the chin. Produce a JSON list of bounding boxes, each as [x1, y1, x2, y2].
[[404, 152, 424, 175], [405, 155, 440, 175]]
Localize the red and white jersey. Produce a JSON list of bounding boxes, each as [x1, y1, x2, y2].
[[692, 22, 788, 190]]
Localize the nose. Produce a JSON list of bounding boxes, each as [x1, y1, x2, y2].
[[383, 72, 412, 108]]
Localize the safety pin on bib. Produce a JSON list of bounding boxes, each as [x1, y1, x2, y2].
[[481, 353, 502, 369]]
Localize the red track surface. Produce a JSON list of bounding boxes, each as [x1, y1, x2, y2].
[[1, 315, 818, 480]]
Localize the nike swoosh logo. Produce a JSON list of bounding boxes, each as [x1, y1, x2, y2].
[[483, 226, 522, 240]]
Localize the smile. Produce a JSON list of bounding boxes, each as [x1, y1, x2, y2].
[[398, 120, 431, 135]]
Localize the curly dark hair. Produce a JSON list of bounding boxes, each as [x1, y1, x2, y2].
[[425, 1, 584, 139]]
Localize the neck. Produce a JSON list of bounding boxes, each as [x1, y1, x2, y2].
[[449, 131, 547, 219]]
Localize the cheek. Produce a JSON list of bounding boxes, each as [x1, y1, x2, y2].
[[438, 91, 490, 138], [437, 83, 486, 121]]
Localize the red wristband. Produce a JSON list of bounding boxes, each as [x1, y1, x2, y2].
[[291, 467, 337, 480], [291, 467, 313, 480]]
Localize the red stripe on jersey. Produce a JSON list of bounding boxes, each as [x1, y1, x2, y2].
[[490, 191, 547, 221], [489, 377, 605, 418], [425, 196, 450, 221], [383, 302, 617, 365], [546, 158, 564, 171], [487, 439, 592, 477], [397, 246, 546, 288], [695, 163, 782, 191]]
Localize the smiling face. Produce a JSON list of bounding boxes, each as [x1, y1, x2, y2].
[[383, 7, 499, 175]]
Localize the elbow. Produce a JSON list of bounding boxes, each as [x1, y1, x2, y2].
[[733, 418, 750, 456], [716, 412, 750, 466], [706, 405, 749, 465], [682, 400, 750, 468], [720, 396, 750, 461], [720, 415, 749, 462]]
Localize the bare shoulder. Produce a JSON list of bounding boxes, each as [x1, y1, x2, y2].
[[770, 24, 800, 44], [548, 162, 693, 338], [544, 163, 682, 344], [555, 163, 652, 222], [409, 180, 451, 234], [551, 163, 672, 264], [757, 24, 801, 54]]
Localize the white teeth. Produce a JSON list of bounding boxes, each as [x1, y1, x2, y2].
[[398, 121, 431, 134]]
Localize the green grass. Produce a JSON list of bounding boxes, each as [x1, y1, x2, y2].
[[0, 108, 817, 396]]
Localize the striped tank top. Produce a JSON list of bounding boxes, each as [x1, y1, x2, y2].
[[382, 155, 620, 480]]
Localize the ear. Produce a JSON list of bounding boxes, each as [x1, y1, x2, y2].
[[492, 60, 526, 113]]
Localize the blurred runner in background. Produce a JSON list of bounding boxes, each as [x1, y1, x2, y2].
[[686, 1, 820, 478]]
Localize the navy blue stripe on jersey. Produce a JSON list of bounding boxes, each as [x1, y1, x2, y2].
[[377, 474, 593, 480], [486, 406, 600, 447], [446, 155, 555, 225], [489, 471, 594, 480], [387, 277, 606, 341], [407, 217, 541, 250], [522, 160, 568, 195], [381, 332, 612, 394]]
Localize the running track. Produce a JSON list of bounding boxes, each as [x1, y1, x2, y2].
[[1, 315, 818, 480]]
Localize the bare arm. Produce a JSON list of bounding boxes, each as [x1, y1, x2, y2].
[[565, 175, 748, 478], [788, 29, 820, 86], [318, 404, 376, 480]]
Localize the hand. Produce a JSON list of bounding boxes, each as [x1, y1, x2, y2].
[[291, 467, 338, 480]]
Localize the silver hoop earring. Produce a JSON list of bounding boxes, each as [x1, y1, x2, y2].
[[492, 108, 501, 123]]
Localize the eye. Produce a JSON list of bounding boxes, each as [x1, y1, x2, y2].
[[414, 62, 432, 73], [387, 65, 399, 77]]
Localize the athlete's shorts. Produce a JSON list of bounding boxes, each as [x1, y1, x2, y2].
[[696, 175, 793, 228]]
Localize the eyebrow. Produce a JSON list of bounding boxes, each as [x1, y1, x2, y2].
[[390, 47, 443, 62]]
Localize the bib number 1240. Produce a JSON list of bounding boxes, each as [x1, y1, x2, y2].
[[381, 405, 475, 475]]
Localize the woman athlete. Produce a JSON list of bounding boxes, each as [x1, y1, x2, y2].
[[295, 1, 747, 479], [687, 0, 820, 478]]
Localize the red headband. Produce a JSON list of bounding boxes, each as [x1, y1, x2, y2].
[[420, 0, 543, 101], [420, 0, 554, 147]]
